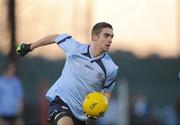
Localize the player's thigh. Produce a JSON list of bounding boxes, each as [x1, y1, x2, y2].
[[48, 96, 74, 124], [57, 116, 73, 125]]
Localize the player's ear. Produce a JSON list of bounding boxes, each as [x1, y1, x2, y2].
[[91, 34, 98, 41]]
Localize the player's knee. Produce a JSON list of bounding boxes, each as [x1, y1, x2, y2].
[[56, 116, 74, 125]]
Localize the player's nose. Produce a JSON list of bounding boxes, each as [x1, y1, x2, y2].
[[108, 39, 112, 44]]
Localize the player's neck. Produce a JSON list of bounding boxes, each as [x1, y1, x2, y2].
[[91, 43, 104, 57]]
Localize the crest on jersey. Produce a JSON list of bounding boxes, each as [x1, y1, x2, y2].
[[97, 72, 105, 81]]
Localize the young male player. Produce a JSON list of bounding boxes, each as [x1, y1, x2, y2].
[[16, 22, 119, 125]]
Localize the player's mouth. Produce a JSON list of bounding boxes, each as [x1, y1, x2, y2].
[[105, 45, 110, 48]]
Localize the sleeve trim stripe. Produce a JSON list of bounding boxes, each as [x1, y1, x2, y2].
[[57, 36, 72, 45]]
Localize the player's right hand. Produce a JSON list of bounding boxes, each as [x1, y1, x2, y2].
[[16, 43, 31, 57], [83, 111, 101, 120]]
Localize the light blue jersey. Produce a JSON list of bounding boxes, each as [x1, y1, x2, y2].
[[46, 33, 119, 121]]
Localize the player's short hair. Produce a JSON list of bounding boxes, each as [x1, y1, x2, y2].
[[91, 22, 113, 36]]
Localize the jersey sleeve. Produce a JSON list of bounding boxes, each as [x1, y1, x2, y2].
[[102, 68, 119, 93], [54, 33, 81, 56]]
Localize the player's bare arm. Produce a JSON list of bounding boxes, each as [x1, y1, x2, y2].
[[30, 34, 59, 50], [16, 34, 59, 57]]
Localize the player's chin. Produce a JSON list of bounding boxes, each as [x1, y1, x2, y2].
[[104, 49, 109, 52], [104, 47, 110, 51]]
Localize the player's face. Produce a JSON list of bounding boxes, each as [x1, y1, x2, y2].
[[94, 28, 114, 52]]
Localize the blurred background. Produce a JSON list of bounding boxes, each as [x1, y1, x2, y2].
[[0, 0, 180, 125]]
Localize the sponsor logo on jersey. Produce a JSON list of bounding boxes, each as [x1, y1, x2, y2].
[[84, 64, 94, 70]]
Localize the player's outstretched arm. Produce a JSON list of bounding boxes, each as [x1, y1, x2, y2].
[[16, 34, 59, 57]]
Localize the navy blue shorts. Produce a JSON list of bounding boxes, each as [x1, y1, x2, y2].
[[48, 96, 86, 125]]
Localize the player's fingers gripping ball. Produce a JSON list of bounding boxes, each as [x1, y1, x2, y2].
[[82, 92, 108, 118]]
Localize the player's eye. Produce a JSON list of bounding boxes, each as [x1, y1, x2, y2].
[[104, 33, 113, 39], [111, 35, 114, 39], [103, 33, 109, 38]]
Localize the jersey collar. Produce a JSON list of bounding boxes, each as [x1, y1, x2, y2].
[[82, 44, 106, 62]]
